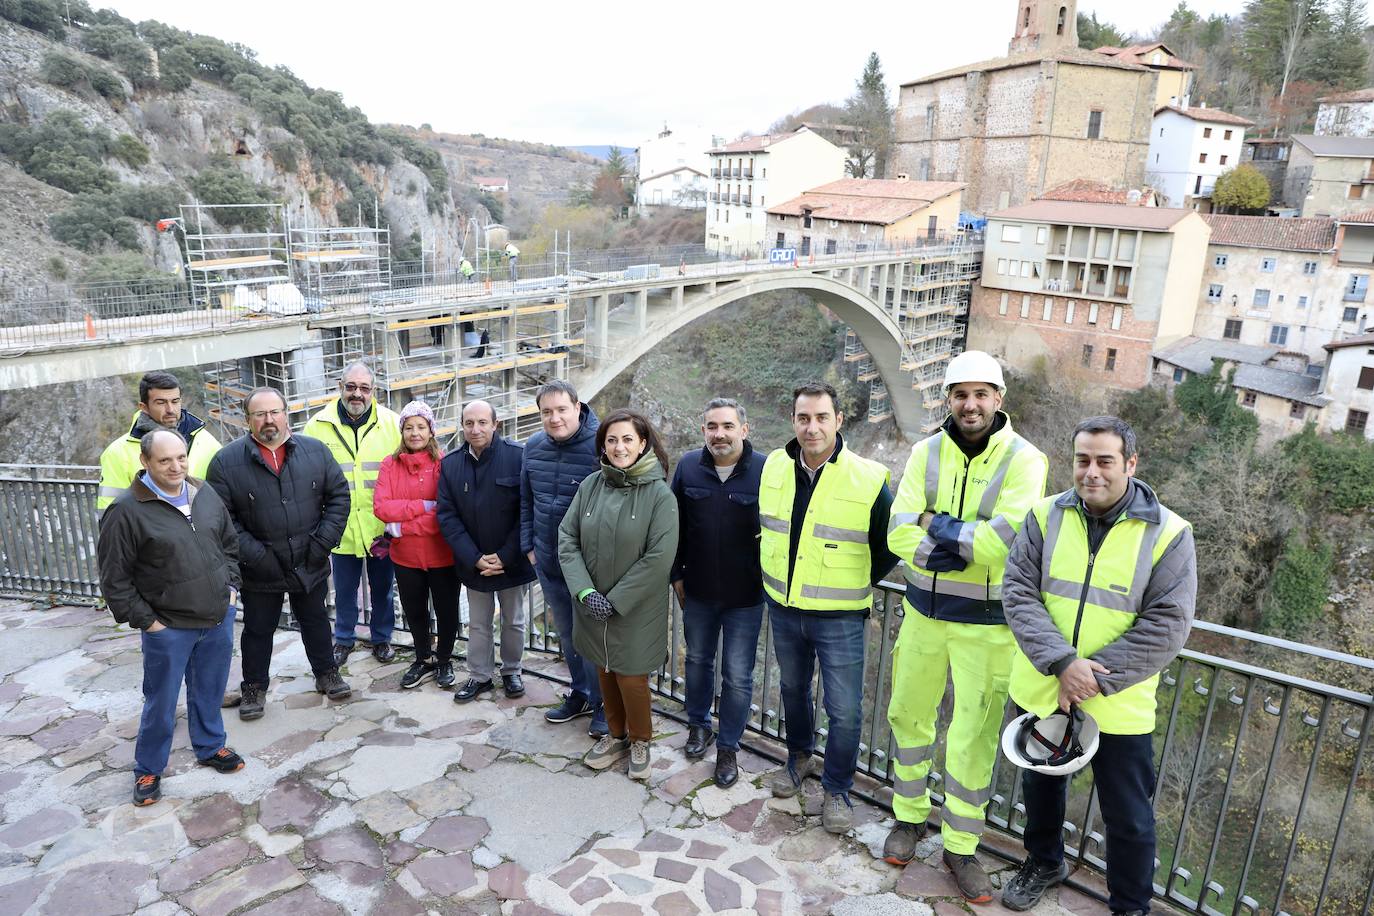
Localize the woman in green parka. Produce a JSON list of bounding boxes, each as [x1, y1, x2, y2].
[[558, 408, 679, 780]]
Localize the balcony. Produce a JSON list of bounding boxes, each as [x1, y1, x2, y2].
[[742, 169, 753, 179], [740, 195, 752, 207], [731, 168, 742, 179], [710, 168, 722, 179]]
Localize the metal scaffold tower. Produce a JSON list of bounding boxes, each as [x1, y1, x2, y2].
[[289, 224, 391, 302], [180, 203, 292, 311]]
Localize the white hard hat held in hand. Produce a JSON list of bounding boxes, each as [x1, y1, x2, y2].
[[1001, 707, 1101, 777]]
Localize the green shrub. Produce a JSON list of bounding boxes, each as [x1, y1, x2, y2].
[[1174, 366, 1258, 447], [157, 46, 195, 92], [80, 253, 182, 296], [188, 160, 275, 230], [0, 110, 121, 193], [38, 51, 89, 89], [0, 0, 67, 37], [268, 140, 299, 173], [111, 133, 149, 168], [117, 183, 182, 222], [1280, 425, 1374, 512], [50, 193, 140, 251], [1261, 532, 1333, 637], [83, 22, 130, 57], [87, 67, 126, 103], [46, 255, 68, 280]]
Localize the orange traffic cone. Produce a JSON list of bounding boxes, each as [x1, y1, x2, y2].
[[84, 313, 96, 339]]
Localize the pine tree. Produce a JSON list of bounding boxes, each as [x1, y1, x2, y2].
[[1311, 0, 1370, 88], [844, 53, 894, 179]]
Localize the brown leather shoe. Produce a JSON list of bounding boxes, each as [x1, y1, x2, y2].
[[944, 850, 993, 904]]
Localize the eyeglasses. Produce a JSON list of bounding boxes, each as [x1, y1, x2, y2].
[[343, 383, 373, 394], [249, 408, 286, 421]]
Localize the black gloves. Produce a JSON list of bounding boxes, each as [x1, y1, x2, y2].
[[582, 591, 615, 620]]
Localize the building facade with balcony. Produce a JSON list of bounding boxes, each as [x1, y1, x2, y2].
[[1284, 135, 1374, 218], [1191, 215, 1359, 364], [704, 128, 847, 254], [1146, 105, 1254, 210], [968, 199, 1210, 388], [891, 0, 1159, 214], [763, 179, 964, 256]]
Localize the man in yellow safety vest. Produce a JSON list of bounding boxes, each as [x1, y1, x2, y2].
[[1000, 415, 1196, 915], [882, 350, 1048, 903], [759, 380, 897, 836], [303, 361, 401, 666]]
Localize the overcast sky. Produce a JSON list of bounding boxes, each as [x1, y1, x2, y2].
[[105, 0, 1247, 148]]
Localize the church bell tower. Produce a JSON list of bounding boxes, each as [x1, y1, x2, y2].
[[1009, 0, 1078, 54]]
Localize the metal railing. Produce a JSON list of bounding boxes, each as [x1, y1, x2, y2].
[[3, 465, 1369, 915]]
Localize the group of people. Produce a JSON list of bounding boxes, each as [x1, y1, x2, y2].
[[96, 351, 1195, 916]]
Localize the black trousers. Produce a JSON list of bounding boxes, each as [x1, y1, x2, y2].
[[239, 582, 335, 688], [1022, 731, 1157, 914], [394, 563, 461, 663]]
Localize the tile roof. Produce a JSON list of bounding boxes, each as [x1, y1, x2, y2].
[[1039, 179, 1154, 205], [991, 199, 1197, 231], [1324, 332, 1374, 352], [1337, 208, 1374, 224], [1095, 43, 1197, 70], [1153, 336, 1280, 375], [709, 129, 820, 154], [766, 180, 965, 225], [1233, 363, 1328, 406], [1291, 134, 1374, 157], [1154, 105, 1255, 127], [1202, 215, 1337, 252], [901, 45, 1146, 87], [1318, 88, 1374, 104]]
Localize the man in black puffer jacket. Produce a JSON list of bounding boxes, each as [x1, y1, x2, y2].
[[207, 387, 352, 720], [98, 429, 243, 806], [519, 380, 605, 735]]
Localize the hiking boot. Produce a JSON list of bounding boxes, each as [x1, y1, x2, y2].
[[454, 678, 494, 703], [133, 773, 161, 806], [502, 673, 525, 697], [197, 747, 245, 773], [584, 734, 631, 770], [545, 693, 592, 723], [629, 740, 651, 781], [714, 748, 739, 788], [822, 793, 854, 834], [684, 725, 715, 760], [332, 643, 351, 668], [238, 683, 265, 721], [315, 668, 352, 700], [372, 642, 395, 663], [435, 662, 456, 689], [401, 660, 435, 689], [769, 752, 821, 798], [944, 850, 993, 904], [1002, 857, 1069, 911], [883, 820, 929, 866], [588, 705, 609, 738]]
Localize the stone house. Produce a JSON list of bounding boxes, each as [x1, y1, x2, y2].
[[891, 0, 1159, 214], [1284, 135, 1374, 218], [1315, 88, 1374, 138], [968, 199, 1210, 389], [1094, 42, 1196, 110]]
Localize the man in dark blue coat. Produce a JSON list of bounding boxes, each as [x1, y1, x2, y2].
[[438, 399, 536, 703], [669, 398, 765, 788], [520, 380, 605, 736]]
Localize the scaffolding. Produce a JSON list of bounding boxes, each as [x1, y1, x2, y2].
[[867, 378, 891, 423], [180, 202, 292, 310], [289, 225, 391, 302]]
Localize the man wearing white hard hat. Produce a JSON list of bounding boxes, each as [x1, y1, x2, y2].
[[882, 350, 1049, 902], [1000, 416, 1196, 915]]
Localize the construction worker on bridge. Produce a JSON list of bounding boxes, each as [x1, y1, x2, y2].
[[303, 361, 402, 667], [98, 370, 221, 512], [504, 242, 520, 281], [883, 350, 1048, 903]]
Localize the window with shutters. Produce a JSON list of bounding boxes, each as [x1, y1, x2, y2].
[[1082, 344, 1094, 366], [1358, 366, 1374, 390], [1224, 319, 1242, 340], [1087, 110, 1102, 139]]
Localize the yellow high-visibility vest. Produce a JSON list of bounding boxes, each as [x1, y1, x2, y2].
[[303, 399, 400, 556]]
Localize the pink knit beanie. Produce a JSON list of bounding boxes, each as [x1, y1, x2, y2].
[[398, 400, 436, 431]]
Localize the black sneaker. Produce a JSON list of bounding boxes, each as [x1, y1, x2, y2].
[[502, 673, 525, 697], [133, 773, 161, 806], [332, 643, 351, 668], [544, 692, 592, 723], [238, 683, 265, 721], [401, 661, 435, 689], [315, 668, 352, 700], [197, 747, 245, 773], [1002, 856, 1069, 911], [454, 678, 494, 703], [435, 662, 456, 689], [372, 642, 395, 663]]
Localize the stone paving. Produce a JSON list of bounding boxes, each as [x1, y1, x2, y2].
[[0, 600, 1104, 915]]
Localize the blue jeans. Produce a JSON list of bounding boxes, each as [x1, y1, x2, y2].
[[536, 561, 601, 707], [683, 596, 763, 750], [1023, 732, 1157, 913], [331, 553, 396, 647], [768, 601, 866, 797], [135, 612, 234, 777]]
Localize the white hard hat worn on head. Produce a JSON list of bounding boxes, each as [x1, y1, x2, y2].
[[943, 350, 1006, 393], [1001, 707, 1100, 776]]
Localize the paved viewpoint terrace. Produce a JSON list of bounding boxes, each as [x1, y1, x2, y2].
[[0, 599, 1103, 916]]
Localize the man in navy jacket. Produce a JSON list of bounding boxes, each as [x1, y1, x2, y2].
[[438, 400, 536, 702], [669, 397, 765, 787], [519, 380, 606, 736]]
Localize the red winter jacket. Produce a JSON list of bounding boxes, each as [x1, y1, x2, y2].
[[373, 451, 455, 570]]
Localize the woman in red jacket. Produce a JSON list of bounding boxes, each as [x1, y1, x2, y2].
[[373, 401, 459, 690]]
